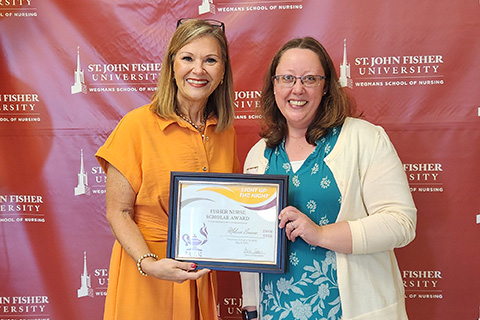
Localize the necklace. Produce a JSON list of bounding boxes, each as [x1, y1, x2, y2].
[[176, 108, 207, 132]]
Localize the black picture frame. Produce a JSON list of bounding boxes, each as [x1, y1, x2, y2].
[[167, 171, 288, 273]]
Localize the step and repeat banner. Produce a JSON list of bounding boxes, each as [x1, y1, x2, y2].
[[1, 0, 480, 319]]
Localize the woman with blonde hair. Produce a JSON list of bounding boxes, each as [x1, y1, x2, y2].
[[96, 19, 239, 320]]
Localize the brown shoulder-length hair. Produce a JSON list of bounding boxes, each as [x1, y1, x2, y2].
[[150, 19, 235, 131], [260, 37, 357, 148]]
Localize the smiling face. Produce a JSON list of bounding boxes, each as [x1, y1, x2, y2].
[[274, 48, 326, 131], [173, 35, 224, 110]]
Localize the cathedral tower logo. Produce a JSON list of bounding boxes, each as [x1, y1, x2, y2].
[[199, 0, 215, 15], [71, 47, 87, 95], [77, 251, 94, 298], [74, 149, 90, 196], [339, 39, 353, 88]]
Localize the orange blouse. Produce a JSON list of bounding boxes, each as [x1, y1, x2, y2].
[[96, 104, 240, 320]]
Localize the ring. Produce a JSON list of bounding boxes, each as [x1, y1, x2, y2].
[[290, 221, 295, 229]]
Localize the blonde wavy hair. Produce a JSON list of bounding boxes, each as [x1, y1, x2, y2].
[[150, 19, 235, 131]]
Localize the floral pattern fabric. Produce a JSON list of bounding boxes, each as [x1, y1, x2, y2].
[[261, 127, 342, 320]]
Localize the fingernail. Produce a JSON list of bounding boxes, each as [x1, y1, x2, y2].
[[191, 263, 197, 269]]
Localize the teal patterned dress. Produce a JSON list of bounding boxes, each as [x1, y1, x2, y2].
[[261, 127, 342, 320]]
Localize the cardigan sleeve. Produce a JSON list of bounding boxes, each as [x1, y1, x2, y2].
[[240, 138, 267, 309], [347, 125, 417, 254], [240, 272, 260, 308]]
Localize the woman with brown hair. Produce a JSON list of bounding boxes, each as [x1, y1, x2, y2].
[[241, 37, 416, 320]]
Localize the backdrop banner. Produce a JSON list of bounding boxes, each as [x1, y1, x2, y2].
[[1, 1, 479, 319]]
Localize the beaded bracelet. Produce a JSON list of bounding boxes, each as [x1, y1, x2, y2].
[[136, 253, 158, 276]]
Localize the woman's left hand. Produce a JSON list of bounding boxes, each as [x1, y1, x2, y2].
[[278, 206, 321, 246], [278, 205, 353, 253]]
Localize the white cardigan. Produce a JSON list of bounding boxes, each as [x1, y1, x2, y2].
[[240, 117, 417, 320]]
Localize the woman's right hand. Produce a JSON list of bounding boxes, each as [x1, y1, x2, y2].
[[141, 257, 211, 283]]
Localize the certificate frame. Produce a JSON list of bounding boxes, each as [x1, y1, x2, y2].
[[167, 171, 288, 273]]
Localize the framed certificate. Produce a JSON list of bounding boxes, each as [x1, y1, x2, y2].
[[167, 171, 288, 273]]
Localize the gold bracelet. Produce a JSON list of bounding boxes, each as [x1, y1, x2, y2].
[[136, 253, 158, 276]]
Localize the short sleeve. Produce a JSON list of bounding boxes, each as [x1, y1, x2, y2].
[[95, 109, 144, 193]]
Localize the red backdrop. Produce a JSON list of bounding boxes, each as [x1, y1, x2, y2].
[[1, 0, 480, 319]]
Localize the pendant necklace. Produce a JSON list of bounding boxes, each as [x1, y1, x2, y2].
[[175, 108, 207, 132]]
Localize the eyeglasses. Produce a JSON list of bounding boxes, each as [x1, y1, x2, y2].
[[272, 74, 326, 87], [176, 18, 225, 33]]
